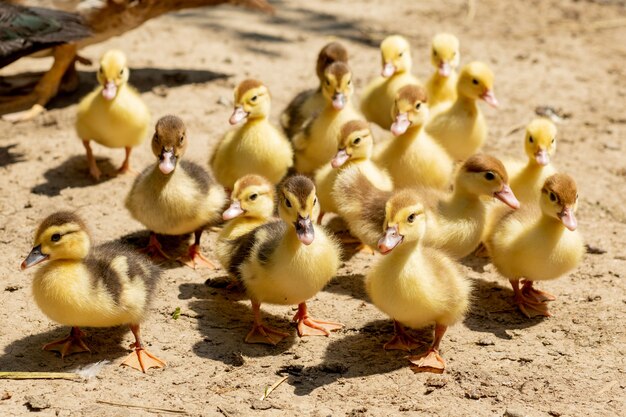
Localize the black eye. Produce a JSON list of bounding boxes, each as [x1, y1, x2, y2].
[[415, 102, 421, 110], [314, 197, 318, 205], [551, 138, 555, 143], [250, 193, 258, 201], [285, 198, 292, 208], [399, 52, 404, 57], [485, 172, 495, 181], [576, 193, 579, 199], [251, 96, 258, 102], [98, 67, 103, 73], [549, 192, 556, 202], [51, 234, 61, 242], [347, 79, 351, 85], [529, 136, 534, 143], [119, 69, 124, 75], [326, 79, 331, 86], [472, 78, 479, 85], [432, 49, 437, 57], [407, 213, 416, 223], [179, 135, 184, 144], [353, 137, 361, 144]]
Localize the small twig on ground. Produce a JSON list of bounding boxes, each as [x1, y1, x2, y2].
[[259, 375, 289, 401], [96, 400, 188, 415], [0, 372, 81, 381]]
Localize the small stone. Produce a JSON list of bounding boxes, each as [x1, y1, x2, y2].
[[151, 86, 168, 97], [250, 400, 272, 410], [476, 338, 495, 346], [230, 352, 245, 367], [549, 410, 562, 417], [504, 408, 526, 417], [24, 395, 51, 411], [4, 285, 21, 292], [425, 376, 447, 388], [2, 391, 11, 400], [465, 389, 481, 400]]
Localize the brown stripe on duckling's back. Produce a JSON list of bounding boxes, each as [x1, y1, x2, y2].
[[542, 173, 578, 205], [397, 84, 428, 104], [316, 42, 349, 80], [280, 175, 315, 208], [462, 154, 508, 183], [36, 211, 87, 240]]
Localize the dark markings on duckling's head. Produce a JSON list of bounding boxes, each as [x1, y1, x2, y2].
[[462, 154, 508, 183], [317, 42, 349, 80], [179, 160, 211, 195], [236, 79, 264, 100], [280, 175, 315, 208], [397, 84, 428, 104], [386, 189, 421, 222], [339, 120, 370, 143], [152, 115, 187, 157], [543, 173, 578, 205], [325, 62, 351, 84], [36, 211, 87, 241]]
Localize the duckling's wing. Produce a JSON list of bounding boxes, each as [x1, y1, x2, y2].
[[179, 160, 213, 194], [228, 220, 287, 280], [0, 3, 90, 68], [282, 88, 316, 138]]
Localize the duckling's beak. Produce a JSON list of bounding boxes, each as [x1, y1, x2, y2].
[[494, 184, 520, 209], [332, 93, 346, 110], [480, 90, 499, 108], [21, 245, 48, 270], [391, 112, 411, 136], [378, 226, 403, 254], [331, 148, 350, 168], [295, 215, 315, 245], [159, 150, 176, 175], [223, 200, 244, 220], [558, 206, 577, 231], [438, 61, 452, 77], [382, 62, 396, 78], [102, 81, 117, 100], [535, 149, 550, 166], [229, 106, 248, 125]]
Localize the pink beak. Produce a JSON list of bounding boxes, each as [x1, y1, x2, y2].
[[390, 112, 411, 136], [102, 81, 117, 100], [223, 200, 244, 220], [481, 90, 499, 108], [438, 62, 451, 77], [535, 149, 550, 166], [159, 150, 176, 175], [382, 63, 396, 78], [559, 207, 577, 231], [378, 226, 403, 254], [332, 93, 346, 110], [494, 184, 520, 209], [331, 149, 350, 168], [229, 106, 248, 125]]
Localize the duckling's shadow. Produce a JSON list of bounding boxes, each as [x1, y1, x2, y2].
[[119, 230, 192, 270], [31, 155, 117, 196], [0, 326, 130, 372], [0, 144, 25, 168], [323, 274, 368, 302], [463, 277, 546, 339], [461, 253, 491, 274], [179, 281, 298, 364]]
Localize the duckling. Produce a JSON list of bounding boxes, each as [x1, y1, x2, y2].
[[420, 154, 520, 259], [314, 120, 392, 224], [486, 174, 583, 318], [76, 49, 150, 180], [366, 190, 471, 372], [126, 115, 227, 269], [507, 118, 558, 204], [216, 174, 276, 275], [425, 61, 498, 161], [211, 79, 293, 190], [425, 33, 460, 108], [373, 85, 453, 190], [360, 35, 421, 129], [229, 175, 342, 345], [293, 62, 362, 175], [281, 42, 349, 139], [20, 211, 165, 373]]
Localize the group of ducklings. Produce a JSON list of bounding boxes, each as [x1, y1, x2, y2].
[[20, 33, 584, 375]]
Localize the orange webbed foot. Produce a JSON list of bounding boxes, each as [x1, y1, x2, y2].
[[179, 244, 217, 270], [245, 324, 289, 345], [384, 333, 422, 352], [521, 281, 556, 303], [408, 349, 446, 374], [42, 328, 91, 358], [295, 317, 344, 337], [121, 346, 166, 373], [515, 296, 552, 318]]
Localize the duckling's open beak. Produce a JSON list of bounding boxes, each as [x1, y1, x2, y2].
[[382, 62, 396, 78], [223, 200, 244, 220], [378, 226, 403, 254], [159, 150, 176, 175], [535, 149, 550, 166], [391, 112, 411, 136], [331, 149, 350, 168], [494, 184, 520, 209], [558, 207, 577, 231], [332, 93, 346, 110], [480, 90, 499, 108], [438, 62, 452, 77], [229, 106, 248, 125], [21, 245, 48, 270], [295, 215, 315, 245], [102, 81, 117, 100]]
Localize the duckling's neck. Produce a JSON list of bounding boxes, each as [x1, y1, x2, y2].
[[397, 124, 424, 142], [449, 182, 482, 207], [537, 214, 567, 237], [389, 239, 421, 261], [246, 114, 268, 123], [454, 94, 478, 111]]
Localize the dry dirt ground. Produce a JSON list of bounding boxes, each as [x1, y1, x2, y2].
[[1, 0, 625, 416]]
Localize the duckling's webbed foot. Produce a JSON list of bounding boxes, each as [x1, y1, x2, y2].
[[120, 324, 166, 373], [510, 279, 552, 318], [521, 280, 556, 303], [42, 327, 91, 358], [408, 323, 447, 374], [245, 301, 288, 345], [179, 230, 217, 270], [141, 233, 172, 261], [383, 321, 422, 352], [116, 147, 137, 176], [293, 302, 344, 337], [353, 242, 376, 255]]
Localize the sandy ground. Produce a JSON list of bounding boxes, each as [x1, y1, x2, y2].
[[0, 0, 625, 416]]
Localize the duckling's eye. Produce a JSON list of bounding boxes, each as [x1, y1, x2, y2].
[[472, 78, 479, 85], [314, 197, 318, 205], [551, 138, 555, 144], [353, 137, 361, 145], [98, 67, 103, 74], [549, 192, 557, 202], [285, 198, 292, 208], [347, 79, 351, 85], [249, 193, 258, 201], [529, 136, 534, 143], [576, 193, 579, 200], [399, 51, 404, 57], [251, 96, 258, 102], [51, 233, 61, 242], [119, 69, 124, 76], [432, 49, 437, 57], [415, 102, 421, 110], [179, 135, 184, 145], [326, 79, 331, 86], [407, 213, 416, 223], [484, 172, 495, 181]]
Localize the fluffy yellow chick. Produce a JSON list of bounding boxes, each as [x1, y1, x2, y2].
[[229, 176, 342, 345], [293, 62, 361, 174], [426, 61, 498, 161], [486, 174, 584, 318], [281, 42, 349, 138], [374, 85, 454, 190], [366, 190, 471, 373], [360, 35, 421, 129], [76, 49, 150, 180], [20, 212, 165, 373], [425, 33, 460, 107], [126, 115, 227, 269], [211, 79, 293, 189], [315, 120, 393, 224]]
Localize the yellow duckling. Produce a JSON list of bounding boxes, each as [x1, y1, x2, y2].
[[314, 120, 392, 224], [425, 61, 499, 161], [374, 85, 453, 190], [360, 35, 421, 129], [420, 154, 520, 259], [486, 173, 584, 318], [76, 49, 150, 180], [20, 212, 165, 373], [211, 79, 293, 189], [229, 175, 342, 345], [216, 174, 276, 275], [366, 190, 471, 372], [293, 62, 361, 175], [126, 115, 227, 269], [281, 42, 349, 139], [425, 33, 460, 108], [507, 118, 558, 204]]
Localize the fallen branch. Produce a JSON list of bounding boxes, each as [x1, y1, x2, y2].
[[96, 400, 188, 415], [259, 375, 289, 401], [0, 371, 81, 381]]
